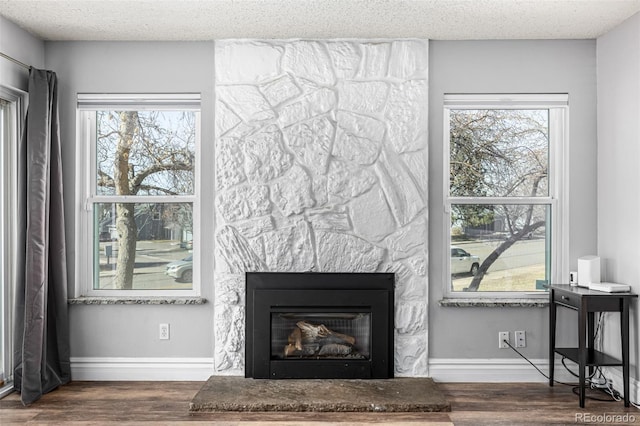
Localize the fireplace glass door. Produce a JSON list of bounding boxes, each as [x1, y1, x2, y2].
[[271, 312, 371, 360]]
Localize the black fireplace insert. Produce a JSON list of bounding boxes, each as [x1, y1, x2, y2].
[[245, 272, 394, 379]]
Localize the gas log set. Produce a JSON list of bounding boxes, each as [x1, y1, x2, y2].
[[283, 320, 364, 359]]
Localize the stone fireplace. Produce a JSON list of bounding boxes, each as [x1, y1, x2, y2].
[[213, 38, 428, 376]]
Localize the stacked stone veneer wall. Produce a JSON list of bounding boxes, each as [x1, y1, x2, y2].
[[213, 39, 429, 376]]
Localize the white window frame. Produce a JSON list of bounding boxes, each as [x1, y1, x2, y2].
[[443, 94, 569, 298], [76, 94, 201, 297], [0, 86, 25, 395]]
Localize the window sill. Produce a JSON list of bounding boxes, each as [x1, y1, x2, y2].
[[438, 298, 549, 308], [68, 297, 207, 305]]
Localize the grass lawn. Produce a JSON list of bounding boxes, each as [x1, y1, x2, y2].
[[451, 263, 547, 292]]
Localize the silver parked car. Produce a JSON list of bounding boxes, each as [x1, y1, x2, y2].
[[451, 246, 481, 275], [165, 254, 193, 282]]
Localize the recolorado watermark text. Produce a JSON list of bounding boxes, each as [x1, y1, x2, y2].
[[575, 413, 636, 423]]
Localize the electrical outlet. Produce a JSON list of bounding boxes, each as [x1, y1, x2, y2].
[[159, 323, 170, 340], [498, 331, 510, 349], [515, 330, 526, 348]]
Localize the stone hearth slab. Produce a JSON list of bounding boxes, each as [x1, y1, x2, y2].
[[189, 377, 450, 412]]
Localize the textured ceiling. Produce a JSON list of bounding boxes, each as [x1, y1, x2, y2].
[[1, 0, 640, 41]]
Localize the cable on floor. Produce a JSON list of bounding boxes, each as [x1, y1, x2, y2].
[[502, 339, 579, 387], [503, 338, 639, 406]]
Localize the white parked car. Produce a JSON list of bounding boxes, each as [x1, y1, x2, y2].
[[451, 246, 481, 275]]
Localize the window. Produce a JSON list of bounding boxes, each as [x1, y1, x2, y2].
[[444, 94, 568, 297], [77, 94, 200, 297], [0, 87, 23, 395]]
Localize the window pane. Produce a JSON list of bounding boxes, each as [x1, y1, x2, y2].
[[450, 204, 549, 292], [96, 110, 196, 196], [93, 202, 193, 290], [0, 99, 11, 388], [449, 109, 549, 197], [0, 101, 4, 384]]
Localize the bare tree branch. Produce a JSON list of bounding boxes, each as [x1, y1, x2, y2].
[[465, 219, 546, 291]]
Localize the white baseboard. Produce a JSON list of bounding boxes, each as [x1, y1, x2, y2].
[[70, 357, 214, 381], [428, 358, 576, 383], [71, 356, 625, 390]]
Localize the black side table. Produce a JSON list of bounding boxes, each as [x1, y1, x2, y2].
[[549, 284, 637, 407]]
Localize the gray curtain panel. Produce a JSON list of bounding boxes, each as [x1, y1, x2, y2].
[[13, 68, 70, 405]]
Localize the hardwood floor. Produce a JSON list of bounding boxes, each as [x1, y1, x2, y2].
[[1, 381, 638, 425]]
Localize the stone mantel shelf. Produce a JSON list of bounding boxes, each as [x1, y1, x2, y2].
[[68, 297, 207, 305], [438, 298, 549, 308]]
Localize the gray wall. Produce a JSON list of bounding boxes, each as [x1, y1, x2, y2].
[[44, 39, 599, 363], [429, 40, 598, 359], [0, 15, 44, 91], [597, 12, 640, 385], [45, 42, 215, 357]]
